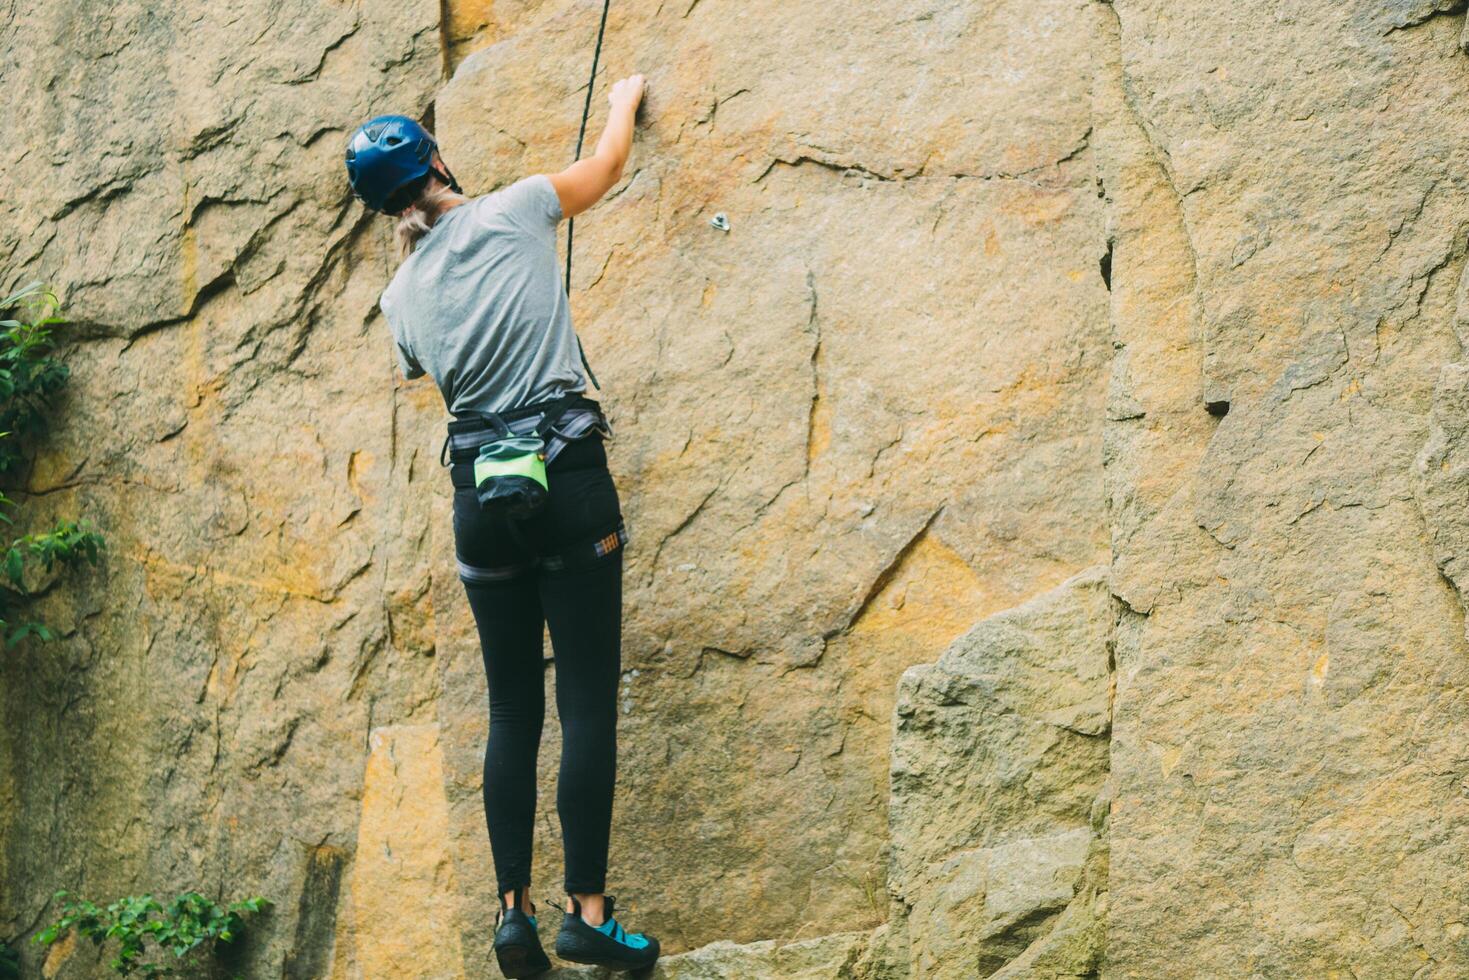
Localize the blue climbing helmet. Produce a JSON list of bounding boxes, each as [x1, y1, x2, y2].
[[344, 114, 459, 214]]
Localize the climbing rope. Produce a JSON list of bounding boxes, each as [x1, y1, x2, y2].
[[565, 0, 613, 390]]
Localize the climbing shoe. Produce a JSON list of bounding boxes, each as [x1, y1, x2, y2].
[[494, 895, 551, 978], [554, 895, 661, 971]]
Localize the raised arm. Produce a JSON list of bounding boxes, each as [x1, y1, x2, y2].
[[548, 74, 645, 220]]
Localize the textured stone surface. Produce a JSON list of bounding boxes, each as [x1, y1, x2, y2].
[[430, 0, 1111, 961], [1102, 1, 1469, 976], [1, 2, 452, 978], [6, 0, 1469, 977], [347, 724, 462, 978], [888, 569, 1111, 979]]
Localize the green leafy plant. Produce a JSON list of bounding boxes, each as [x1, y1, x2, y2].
[[34, 891, 270, 977], [0, 280, 102, 645]]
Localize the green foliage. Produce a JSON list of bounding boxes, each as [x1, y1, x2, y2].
[[0, 281, 103, 646], [34, 891, 270, 978], [0, 939, 19, 980]]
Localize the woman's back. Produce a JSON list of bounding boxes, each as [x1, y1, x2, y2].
[[379, 175, 585, 416], [347, 75, 661, 974]]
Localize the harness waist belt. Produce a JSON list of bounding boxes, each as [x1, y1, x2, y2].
[[442, 394, 610, 475]]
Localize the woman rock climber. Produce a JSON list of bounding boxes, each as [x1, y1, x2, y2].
[[344, 73, 658, 977]]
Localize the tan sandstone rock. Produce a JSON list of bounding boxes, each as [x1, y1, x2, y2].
[[6, 0, 1469, 977], [889, 568, 1111, 979]]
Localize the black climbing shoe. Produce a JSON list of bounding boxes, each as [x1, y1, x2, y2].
[[554, 895, 661, 972], [494, 897, 551, 978]]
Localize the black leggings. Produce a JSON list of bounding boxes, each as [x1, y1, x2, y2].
[[452, 435, 624, 897]]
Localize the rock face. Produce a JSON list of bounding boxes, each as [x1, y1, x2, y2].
[[3, 0, 1469, 977], [887, 568, 1111, 979]]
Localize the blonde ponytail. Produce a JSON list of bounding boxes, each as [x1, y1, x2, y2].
[[393, 178, 468, 259]]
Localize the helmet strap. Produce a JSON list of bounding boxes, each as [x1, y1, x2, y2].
[[434, 163, 463, 196]]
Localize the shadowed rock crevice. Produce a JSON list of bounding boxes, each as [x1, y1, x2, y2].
[[1381, 0, 1468, 36], [1413, 265, 1469, 625], [281, 844, 347, 980], [837, 507, 945, 640], [758, 128, 1094, 187]]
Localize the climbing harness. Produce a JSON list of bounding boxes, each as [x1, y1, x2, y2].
[[442, 394, 610, 516], [564, 0, 614, 390], [441, 394, 610, 469], [444, 394, 623, 582]]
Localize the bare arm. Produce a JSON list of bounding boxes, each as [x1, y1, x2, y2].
[[548, 74, 645, 220]]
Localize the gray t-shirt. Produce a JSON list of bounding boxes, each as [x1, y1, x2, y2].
[[379, 175, 586, 415]]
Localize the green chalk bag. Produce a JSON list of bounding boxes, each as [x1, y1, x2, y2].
[[474, 436, 549, 519]]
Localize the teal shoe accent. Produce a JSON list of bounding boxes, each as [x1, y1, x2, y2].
[[555, 895, 660, 970], [594, 916, 650, 950]]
